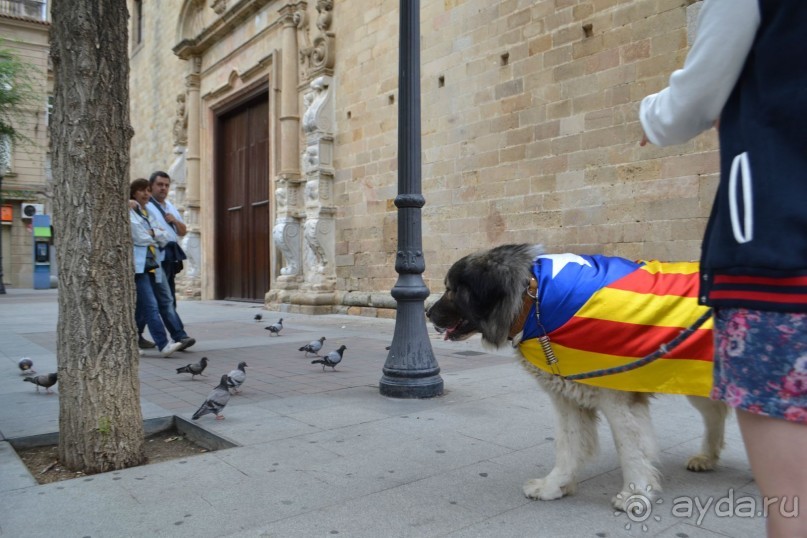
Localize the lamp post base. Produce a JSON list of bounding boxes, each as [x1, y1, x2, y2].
[[379, 297, 444, 399], [379, 373, 443, 399]]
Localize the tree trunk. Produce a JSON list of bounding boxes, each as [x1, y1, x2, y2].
[[50, 0, 145, 472]]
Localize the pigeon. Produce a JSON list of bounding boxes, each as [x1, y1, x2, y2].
[[254, 313, 263, 321], [312, 345, 346, 371], [226, 361, 248, 394], [299, 336, 326, 357], [192, 375, 231, 420], [265, 318, 283, 336], [18, 357, 35, 374], [176, 356, 209, 380], [23, 372, 58, 393]]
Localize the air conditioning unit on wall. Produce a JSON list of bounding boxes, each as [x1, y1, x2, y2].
[[21, 203, 44, 219]]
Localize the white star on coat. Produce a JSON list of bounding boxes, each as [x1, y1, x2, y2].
[[536, 253, 592, 278]]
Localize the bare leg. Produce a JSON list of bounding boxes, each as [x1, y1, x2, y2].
[[736, 410, 807, 538], [686, 396, 729, 471], [523, 394, 599, 501]]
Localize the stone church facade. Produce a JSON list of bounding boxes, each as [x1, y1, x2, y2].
[[127, 0, 714, 316]]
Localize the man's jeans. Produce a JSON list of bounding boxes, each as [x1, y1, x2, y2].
[[162, 260, 179, 308], [135, 272, 169, 350], [137, 269, 189, 342]]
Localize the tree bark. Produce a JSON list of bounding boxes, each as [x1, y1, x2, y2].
[[50, 0, 145, 472]]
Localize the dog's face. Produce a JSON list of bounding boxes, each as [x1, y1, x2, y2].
[[427, 244, 542, 347]]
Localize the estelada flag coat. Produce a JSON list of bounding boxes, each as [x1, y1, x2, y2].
[[519, 254, 714, 397]]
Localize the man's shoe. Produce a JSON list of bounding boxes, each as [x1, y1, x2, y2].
[[138, 336, 156, 349], [160, 341, 183, 358], [177, 337, 196, 351]]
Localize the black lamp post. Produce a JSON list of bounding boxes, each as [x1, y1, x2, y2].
[[379, 0, 443, 398]]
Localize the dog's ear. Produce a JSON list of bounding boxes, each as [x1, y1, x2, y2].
[[448, 253, 511, 317]]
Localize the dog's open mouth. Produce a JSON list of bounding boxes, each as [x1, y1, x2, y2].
[[433, 319, 475, 341]]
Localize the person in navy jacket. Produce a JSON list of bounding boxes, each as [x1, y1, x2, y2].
[[640, 2, 806, 536]]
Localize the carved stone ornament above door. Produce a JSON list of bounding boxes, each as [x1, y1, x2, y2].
[[210, 0, 227, 15]]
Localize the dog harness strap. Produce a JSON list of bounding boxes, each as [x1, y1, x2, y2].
[[508, 277, 539, 339]]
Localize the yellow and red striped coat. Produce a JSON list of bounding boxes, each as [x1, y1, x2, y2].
[[519, 254, 713, 397]]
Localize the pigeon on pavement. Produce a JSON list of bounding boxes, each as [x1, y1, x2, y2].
[[192, 375, 231, 420], [18, 357, 35, 374], [265, 318, 283, 336], [226, 361, 248, 394], [176, 356, 209, 380], [254, 313, 263, 321], [299, 336, 326, 357], [311, 345, 346, 371], [23, 372, 58, 393]]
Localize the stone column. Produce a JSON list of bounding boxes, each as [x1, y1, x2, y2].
[[169, 93, 188, 221], [180, 56, 202, 298], [294, 0, 337, 313], [271, 4, 304, 286], [168, 93, 190, 294], [300, 76, 336, 300]]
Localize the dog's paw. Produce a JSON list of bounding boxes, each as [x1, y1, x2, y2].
[[686, 454, 717, 472], [523, 478, 573, 501]]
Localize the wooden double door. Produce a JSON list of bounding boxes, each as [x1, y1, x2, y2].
[[215, 93, 271, 301]]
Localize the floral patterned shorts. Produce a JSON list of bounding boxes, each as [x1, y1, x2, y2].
[[712, 308, 807, 424]]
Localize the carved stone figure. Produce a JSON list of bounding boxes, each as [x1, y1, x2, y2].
[[275, 181, 288, 212], [304, 177, 319, 204], [181, 231, 201, 279], [172, 93, 188, 147], [297, 0, 333, 76], [316, 0, 333, 32], [210, 0, 227, 15], [302, 76, 333, 135], [273, 217, 301, 276], [167, 146, 187, 185], [302, 145, 319, 176], [303, 217, 328, 274], [295, 8, 312, 69]]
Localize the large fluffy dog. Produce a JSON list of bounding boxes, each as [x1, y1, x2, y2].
[[427, 244, 729, 511]]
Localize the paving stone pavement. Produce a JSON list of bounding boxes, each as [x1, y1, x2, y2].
[[0, 288, 765, 537]]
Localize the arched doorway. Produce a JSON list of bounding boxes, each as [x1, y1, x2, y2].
[[214, 92, 271, 301]]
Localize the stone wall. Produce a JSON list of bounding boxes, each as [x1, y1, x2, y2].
[[127, 2, 186, 180], [332, 0, 716, 300]]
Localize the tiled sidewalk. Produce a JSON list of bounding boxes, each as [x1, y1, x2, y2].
[[0, 288, 764, 537]]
